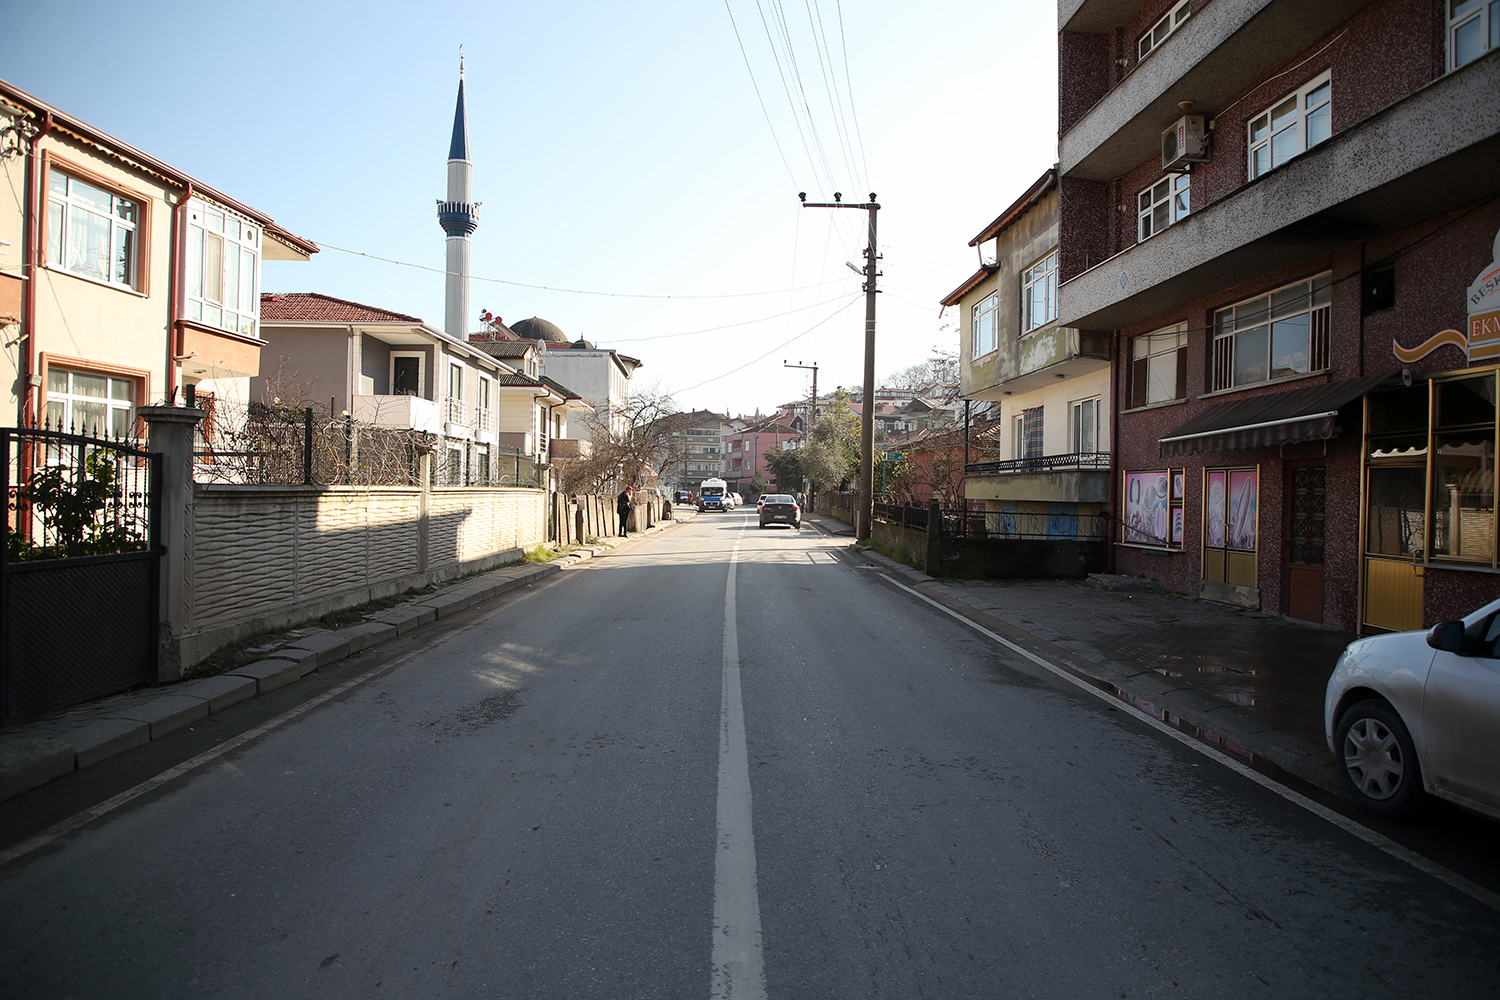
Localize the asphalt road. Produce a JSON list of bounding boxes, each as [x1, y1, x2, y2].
[[3, 509, 1499, 998]]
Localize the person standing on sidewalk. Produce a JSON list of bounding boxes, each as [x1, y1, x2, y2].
[[617, 485, 633, 537]]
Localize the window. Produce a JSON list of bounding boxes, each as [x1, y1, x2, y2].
[[1212, 274, 1331, 391], [1071, 397, 1101, 453], [1431, 374, 1495, 563], [392, 352, 424, 396], [46, 171, 140, 289], [184, 200, 260, 336], [1248, 73, 1331, 179], [446, 363, 464, 423], [474, 443, 492, 485], [971, 292, 998, 358], [477, 376, 493, 431], [1138, 0, 1191, 60], [1017, 406, 1043, 459], [45, 367, 136, 436], [1022, 251, 1058, 333], [1129, 324, 1187, 407], [1138, 174, 1190, 241], [1123, 469, 1184, 547], [1449, 0, 1499, 70]]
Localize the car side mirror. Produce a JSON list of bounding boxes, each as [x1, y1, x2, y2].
[[1426, 620, 1469, 654]]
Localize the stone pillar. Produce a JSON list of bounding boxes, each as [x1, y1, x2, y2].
[[138, 405, 206, 682], [926, 498, 943, 577]]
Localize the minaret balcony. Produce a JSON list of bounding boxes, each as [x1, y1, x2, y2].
[[437, 200, 480, 236]]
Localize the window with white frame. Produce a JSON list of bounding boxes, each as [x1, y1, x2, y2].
[[45, 367, 136, 436], [1022, 250, 1058, 333], [1212, 274, 1331, 391], [446, 362, 464, 423], [1071, 397, 1101, 453], [1129, 324, 1188, 407], [477, 375, 493, 431], [46, 171, 141, 289], [474, 443, 491, 484], [1138, 0, 1191, 60], [1248, 73, 1331, 179], [971, 292, 999, 358], [1138, 174, 1190, 241], [184, 200, 260, 337], [1449, 0, 1499, 69], [391, 352, 424, 396]]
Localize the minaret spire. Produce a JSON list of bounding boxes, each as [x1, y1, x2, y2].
[[437, 57, 479, 338]]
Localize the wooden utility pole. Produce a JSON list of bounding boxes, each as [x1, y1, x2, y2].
[[799, 191, 879, 540]]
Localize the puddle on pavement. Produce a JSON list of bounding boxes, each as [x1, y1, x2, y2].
[[1115, 688, 1255, 762]]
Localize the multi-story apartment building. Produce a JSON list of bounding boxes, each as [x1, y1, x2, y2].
[[945, 167, 1112, 542], [724, 418, 801, 492], [259, 294, 590, 484], [0, 78, 316, 435], [671, 409, 733, 491], [1056, 0, 1500, 630]]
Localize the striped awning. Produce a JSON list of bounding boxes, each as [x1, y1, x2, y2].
[[1159, 371, 1397, 458]]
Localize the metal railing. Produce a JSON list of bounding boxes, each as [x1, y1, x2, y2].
[[965, 451, 1111, 476]]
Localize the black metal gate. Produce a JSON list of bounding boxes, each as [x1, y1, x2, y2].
[[2, 426, 161, 725]]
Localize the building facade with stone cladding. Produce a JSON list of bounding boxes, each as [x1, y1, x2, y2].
[[1056, 0, 1500, 631]]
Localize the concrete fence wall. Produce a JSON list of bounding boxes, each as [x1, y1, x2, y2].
[[144, 401, 665, 675], [178, 484, 550, 669]]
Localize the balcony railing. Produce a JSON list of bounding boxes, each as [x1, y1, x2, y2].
[[965, 451, 1111, 476]]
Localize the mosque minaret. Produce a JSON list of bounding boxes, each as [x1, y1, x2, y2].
[[436, 61, 480, 337]]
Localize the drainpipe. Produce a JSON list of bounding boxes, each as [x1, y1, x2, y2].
[[1107, 331, 1120, 574], [20, 110, 53, 425], [166, 181, 193, 406]]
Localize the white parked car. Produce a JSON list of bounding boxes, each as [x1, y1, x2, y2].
[[1324, 597, 1500, 819]]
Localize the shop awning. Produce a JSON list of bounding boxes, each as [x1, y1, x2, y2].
[[1159, 371, 1397, 458]]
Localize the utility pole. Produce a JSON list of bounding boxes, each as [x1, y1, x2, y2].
[[783, 360, 818, 433], [799, 192, 879, 540]]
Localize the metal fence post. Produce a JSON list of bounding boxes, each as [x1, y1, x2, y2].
[[303, 407, 313, 485]]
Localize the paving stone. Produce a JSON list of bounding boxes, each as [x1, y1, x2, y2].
[[278, 631, 351, 669], [0, 737, 76, 802], [174, 674, 257, 714], [229, 658, 301, 694], [57, 717, 151, 768], [341, 621, 398, 654], [373, 606, 437, 635], [108, 695, 210, 740]]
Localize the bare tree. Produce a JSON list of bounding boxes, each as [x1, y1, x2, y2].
[[554, 386, 684, 494]]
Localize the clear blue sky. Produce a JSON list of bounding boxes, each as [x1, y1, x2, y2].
[[2, 0, 1058, 417]]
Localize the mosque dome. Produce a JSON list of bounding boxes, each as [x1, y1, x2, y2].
[[511, 317, 570, 343]]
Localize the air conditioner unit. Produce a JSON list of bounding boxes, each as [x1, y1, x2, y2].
[[1162, 115, 1209, 171]]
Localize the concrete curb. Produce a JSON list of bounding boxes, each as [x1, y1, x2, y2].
[[0, 516, 689, 803], [845, 544, 1344, 798]]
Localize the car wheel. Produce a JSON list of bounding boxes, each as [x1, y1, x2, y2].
[[1335, 699, 1425, 817]]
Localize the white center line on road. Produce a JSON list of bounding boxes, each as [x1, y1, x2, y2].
[[711, 538, 768, 1000], [876, 572, 1500, 915]]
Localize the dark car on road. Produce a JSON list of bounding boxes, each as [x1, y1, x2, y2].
[[758, 494, 801, 530]]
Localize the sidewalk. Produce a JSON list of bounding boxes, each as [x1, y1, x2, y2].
[[0, 512, 691, 804], [802, 512, 1353, 797]]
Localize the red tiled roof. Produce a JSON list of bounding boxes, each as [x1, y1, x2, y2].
[[260, 292, 423, 324]]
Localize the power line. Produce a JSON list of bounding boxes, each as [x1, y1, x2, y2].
[[609, 291, 858, 343], [723, 0, 799, 188], [670, 296, 861, 394], [316, 241, 846, 300], [834, 0, 871, 190]]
